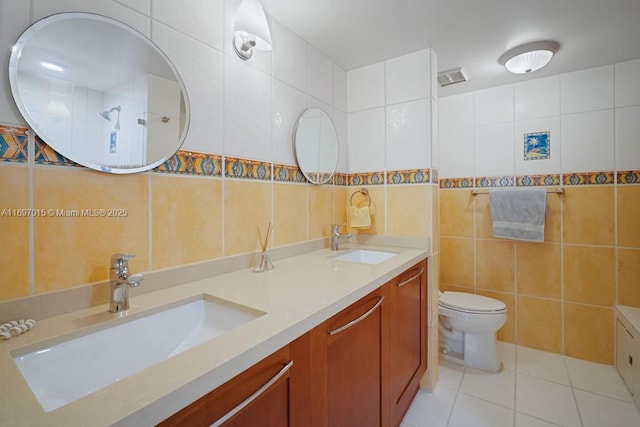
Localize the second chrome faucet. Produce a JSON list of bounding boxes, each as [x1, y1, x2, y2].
[[109, 254, 143, 313], [330, 224, 351, 251]]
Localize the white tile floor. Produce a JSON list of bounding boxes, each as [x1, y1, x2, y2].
[[401, 342, 640, 427]]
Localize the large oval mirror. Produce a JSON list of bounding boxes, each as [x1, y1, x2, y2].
[[293, 108, 339, 184], [8, 12, 190, 174]]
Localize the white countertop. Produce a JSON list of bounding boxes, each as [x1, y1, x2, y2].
[[0, 243, 428, 426]]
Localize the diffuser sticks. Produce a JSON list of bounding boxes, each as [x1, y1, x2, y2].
[[254, 222, 273, 272]]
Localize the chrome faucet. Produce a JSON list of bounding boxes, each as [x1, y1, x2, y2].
[[109, 254, 143, 313], [330, 224, 351, 251]]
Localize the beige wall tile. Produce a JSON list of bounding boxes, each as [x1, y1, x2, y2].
[[477, 290, 515, 343], [439, 283, 474, 293], [430, 253, 440, 325], [517, 296, 562, 353], [432, 185, 440, 252], [564, 245, 615, 306], [349, 186, 385, 235], [618, 185, 640, 248], [544, 192, 562, 243], [334, 186, 348, 225], [476, 239, 515, 293], [474, 193, 493, 239], [387, 185, 431, 238], [430, 353, 439, 389], [33, 168, 149, 293], [563, 187, 614, 246], [0, 167, 30, 300], [151, 175, 222, 269], [273, 183, 308, 246], [440, 189, 474, 238], [440, 237, 474, 287], [619, 248, 640, 307], [308, 184, 333, 239], [517, 242, 561, 299], [564, 303, 613, 364], [224, 180, 272, 255]]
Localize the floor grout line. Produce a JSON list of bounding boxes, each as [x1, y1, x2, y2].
[[404, 343, 639, 427]]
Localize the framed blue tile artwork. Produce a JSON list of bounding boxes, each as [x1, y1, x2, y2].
[[524, 131, 550, 161]]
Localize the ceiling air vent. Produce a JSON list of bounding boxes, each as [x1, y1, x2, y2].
[[437, 68, 468, 87]]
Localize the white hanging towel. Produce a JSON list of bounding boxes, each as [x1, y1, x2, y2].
[[489, 188, 547, 242]]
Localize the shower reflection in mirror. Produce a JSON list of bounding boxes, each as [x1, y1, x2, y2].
[[8, 13, 190, 173], [99, 105, 121, 130]]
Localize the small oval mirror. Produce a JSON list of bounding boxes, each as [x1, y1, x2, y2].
[[8, 12, 190, 174], [293, 108, 339, 184]]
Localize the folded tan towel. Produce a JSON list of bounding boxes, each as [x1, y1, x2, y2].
[[350, 205, 371, 228]]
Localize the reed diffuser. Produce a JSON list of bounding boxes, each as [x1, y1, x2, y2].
[[254, 222, 273, 272]]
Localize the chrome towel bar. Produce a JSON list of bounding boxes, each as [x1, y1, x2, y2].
[[471, 187, 563, 195]]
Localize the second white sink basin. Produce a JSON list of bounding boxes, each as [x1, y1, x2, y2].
[[12, 295, 265, 412], [333, 249, 397, 265]]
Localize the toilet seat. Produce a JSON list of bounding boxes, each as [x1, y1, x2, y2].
[[439, 291, 506, 314]]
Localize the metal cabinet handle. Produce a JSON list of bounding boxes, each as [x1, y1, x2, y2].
[[328, 295, 385, 336], [396, 267, 424, 288], [211, 360, 294, 427]]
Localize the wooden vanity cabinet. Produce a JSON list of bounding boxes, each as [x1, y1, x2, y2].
[[158, 334, 311, 427], [309, 258, 428, 427], [158, 258, 428, 427], [388, 259, 428, 425], [309, 287, 389, 427]]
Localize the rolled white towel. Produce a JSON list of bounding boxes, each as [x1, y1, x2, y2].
[[0, 319, 36, 340]]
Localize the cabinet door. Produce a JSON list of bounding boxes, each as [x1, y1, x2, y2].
[[389, 260, 428, 425], [616, 319, 634, 393], [310, 288, 388, 427], [158, 334, 310, 427]]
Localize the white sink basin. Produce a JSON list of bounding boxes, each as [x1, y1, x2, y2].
[[333, 249, 397, 265], [12, 295, 265, 412]]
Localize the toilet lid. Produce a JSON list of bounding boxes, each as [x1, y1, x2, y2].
[[439, 291, 506, 313]]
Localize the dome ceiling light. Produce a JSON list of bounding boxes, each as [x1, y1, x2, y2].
[[499, 41, 560, 74]]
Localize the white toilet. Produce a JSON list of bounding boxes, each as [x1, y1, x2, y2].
[[438, 291, 507, 372]]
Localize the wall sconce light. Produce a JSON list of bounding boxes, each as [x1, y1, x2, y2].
[[233, 0, 272, 60], [499, 41, 560, 74]]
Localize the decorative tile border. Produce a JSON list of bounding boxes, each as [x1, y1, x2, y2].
[[347, 172, 385, 186], [516, 174, 561, 187], [0, 125, 28, 163], [562, 171, 615, 186], [387, 169, 431, 185], [439, 171, 639, 189], [224, 156, 271, 180], [476, 176, 514, 188], [4, 123, 636, 190], [332, 173, 348, 186], [155, 150, 222, 176], [0, 125, 444, 187], [617, 170, 640, 184], [34, 135, 79, 167], [317, 172, 334, 184], [273, 163, 304, 183], [0, 125, 27, 136], [439, 177, 474, 189]]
